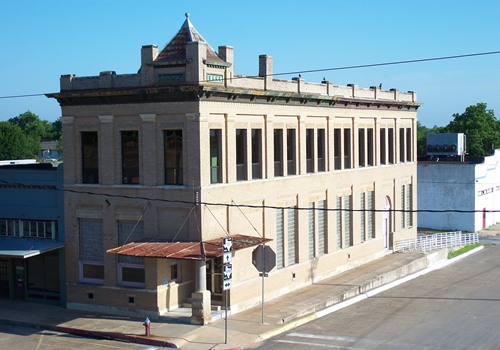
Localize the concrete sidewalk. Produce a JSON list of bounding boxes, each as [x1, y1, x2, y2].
[[0, 249, 448, 349]]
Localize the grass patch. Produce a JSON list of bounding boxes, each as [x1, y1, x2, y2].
[[448, 243, 481, 259]]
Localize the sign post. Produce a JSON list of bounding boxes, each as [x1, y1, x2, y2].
[[222, 237, 233, 344], [252, 245, 276, 324]]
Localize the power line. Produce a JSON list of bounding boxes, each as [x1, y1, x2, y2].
[[1, 50, 499, 100], [1, 179, 499, 214]]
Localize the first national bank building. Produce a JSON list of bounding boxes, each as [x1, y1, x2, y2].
[[48, 14, 419, 324]]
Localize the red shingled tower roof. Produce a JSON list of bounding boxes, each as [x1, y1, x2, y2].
[[155, 13, 226, 65]]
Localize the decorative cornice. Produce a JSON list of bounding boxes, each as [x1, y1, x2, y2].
[[46, 85, 420, 111]]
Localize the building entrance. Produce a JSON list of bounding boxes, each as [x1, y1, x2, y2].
[[0, 259, 9, 298]]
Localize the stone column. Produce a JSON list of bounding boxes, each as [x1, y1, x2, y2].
[[191, 259, 211, 325]]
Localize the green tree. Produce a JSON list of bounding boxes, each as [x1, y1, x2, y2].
[[8, 111, 52, 157], [0, 122, 35, 160], [443, 103, 500, 157]]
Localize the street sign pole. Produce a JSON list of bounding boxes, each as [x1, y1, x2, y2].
[[222, 237, 233, 344], [261, 245, 265, 324]]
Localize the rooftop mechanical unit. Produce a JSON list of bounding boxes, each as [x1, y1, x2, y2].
[[426, 133, 466, 159]]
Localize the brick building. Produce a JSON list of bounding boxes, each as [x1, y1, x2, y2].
[[48, 14, 419, 324]]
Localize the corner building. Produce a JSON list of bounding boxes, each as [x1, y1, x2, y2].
[[48, 14, 419, 324]]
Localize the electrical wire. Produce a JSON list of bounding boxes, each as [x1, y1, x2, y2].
[[0, 179, 498, 214]]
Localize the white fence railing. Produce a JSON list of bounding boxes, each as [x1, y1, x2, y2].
[[394, 231, 479, 253]]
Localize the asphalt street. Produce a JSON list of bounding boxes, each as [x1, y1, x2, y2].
[[255, 243, 500, 350]]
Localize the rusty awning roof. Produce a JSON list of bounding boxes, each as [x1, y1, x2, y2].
[[106, 234, 271, 261]]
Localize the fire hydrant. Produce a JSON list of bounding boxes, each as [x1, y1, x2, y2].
[[143, 317, 151, 336]]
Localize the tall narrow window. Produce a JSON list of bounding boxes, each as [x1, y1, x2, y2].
[[399, 128, 405, 163], [344, 129, 351, 169], [317, 129, 326, 172], [121, 131, 139, 184], [360, 192, 366, 243], [251, 129, 262, 179], [406, 128, 412, 162], [306, 129, 314, 173], [380, 128, 386, 165], [210, 129, 222, 184], [367, 128, 374, 166], [367, 190, 375, 239], [287, 207, 297, 265], [82, 131, 99, 184], [118, 221, 145, 287], [79, 219, 104, 284], [358, 128, 365, 167], [274, 129, 283, 177], [276, 209, 285, 268], [317, 200, 326, 255], [164, 129, 183, 185], [344, 195, 352, 247], [236, 129, 247, 181], [401, 185, 406, 228], [336, 196, 342, 249], [334, 128, 342, 170], [388, 128, 394, 164], [287, 129, 296, 175], [308, 202, 315, 259]]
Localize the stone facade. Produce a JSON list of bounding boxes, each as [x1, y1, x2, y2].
[[48, 14, 419, 322]]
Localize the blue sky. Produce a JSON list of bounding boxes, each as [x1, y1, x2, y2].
[[1, 1, 499, 127]]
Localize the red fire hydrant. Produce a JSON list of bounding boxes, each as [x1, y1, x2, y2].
[[143, 317, 151, 336]]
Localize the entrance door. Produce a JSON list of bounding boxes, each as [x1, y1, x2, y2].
[[13, 259, 25, 300], [383, 196, 392, 249], [206, 258, 223, 302], [0, 259, 9, 298]]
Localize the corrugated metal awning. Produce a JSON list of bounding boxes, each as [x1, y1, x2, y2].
[[106, 234, 271, 261]]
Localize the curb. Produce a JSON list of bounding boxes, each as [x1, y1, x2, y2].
[[258, 246, 484, 342], [54, 326, 178, 348]]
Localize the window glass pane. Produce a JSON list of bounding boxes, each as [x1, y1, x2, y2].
[[344, 129, 351, 169], [276, 209, 284, 268], [82, 131, 99, 184], [367, 128, 374, 166], [308, 202, 315, 259], [79, 219, 103, 262], [406, 128, 412, 162], [344, 196, 352, 247], [118, 221, 144, 265], [317, 200, 326, 254], [121, 266, 145, 284], [317, 129, 326, 172], [210, 129, 222, 183], [287, 207, 297, 265], [121, 131, 139, 184], [164, 130, 183, 185], [380, 128, 386, 165], [388, 128, 394, 164], [336, 197, 342, 248], [251, 129, 262, 179], [236, 129, 247, 181], [334, 129, 341, 170], [287, 129, 296, 175], [399, 128, 405, 163], [358, 128, 365, 167], [274, 129, 283, 177], [306, 129, 314, 173], [83, 263, 104, 280]]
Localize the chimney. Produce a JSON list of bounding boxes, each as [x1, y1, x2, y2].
[[219, 46, 234, 86], [140, 45, 158, 85], [259, 54, 272, 90]]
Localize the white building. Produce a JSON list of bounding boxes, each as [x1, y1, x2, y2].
[[418, 149, 500, 232]]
